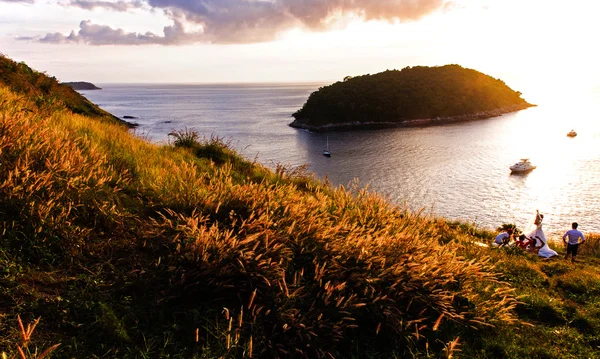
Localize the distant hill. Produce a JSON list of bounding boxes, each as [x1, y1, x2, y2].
[[291, 65, 534, 131], [63, 81, 101, 90], [0, 55, 133, 127]]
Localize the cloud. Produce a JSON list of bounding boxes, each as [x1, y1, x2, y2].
[[64, 0, 145, 12], [149, 0, 449, 42], [35, 19, 201, 45], [29, 0, 451, 45], [1, 0, 34, 3]]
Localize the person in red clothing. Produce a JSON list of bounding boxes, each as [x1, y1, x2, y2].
[[516, 234, 532, 249]]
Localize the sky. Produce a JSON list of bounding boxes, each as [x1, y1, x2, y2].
[[1, 0, 600, 101]]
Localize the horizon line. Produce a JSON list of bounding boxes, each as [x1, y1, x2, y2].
[[68, 80, 335, 86]]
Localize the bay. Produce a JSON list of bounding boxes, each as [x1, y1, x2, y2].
[[81, 83, 600, 238]]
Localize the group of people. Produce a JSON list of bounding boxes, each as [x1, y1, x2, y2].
[[494, 210, 586, 262]]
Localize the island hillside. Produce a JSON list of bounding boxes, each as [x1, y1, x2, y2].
[[2, 56, 600, 359], [0, 56, 133, 127], [291, 65, 534, 131], [62, 81, 102, 90]]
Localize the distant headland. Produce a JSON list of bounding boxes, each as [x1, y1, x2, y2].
[[62, 81, 102, 90], [290, 65, 534, 131]]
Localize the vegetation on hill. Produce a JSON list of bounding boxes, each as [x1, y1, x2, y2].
[[291, 65, 533, 131], [0, 55, 131, 127], [62, 81, 102, 90], [1, 60, 600, 359]]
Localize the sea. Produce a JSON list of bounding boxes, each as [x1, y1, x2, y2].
[[80, 83, 600, 238]]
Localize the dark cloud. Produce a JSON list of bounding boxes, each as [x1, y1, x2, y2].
[[29, 0, 451, 45]]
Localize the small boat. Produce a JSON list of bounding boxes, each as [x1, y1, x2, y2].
[[323, 137, 331, 157], [567, 130, 577, 137], [510, 158, 536, 173]]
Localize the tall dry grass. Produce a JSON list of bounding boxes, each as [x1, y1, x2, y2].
[[0, 83, 520, 358], [1, 316, 60, 359], [148, 173, 518, 357], [0, 88, 131, 262], [578, 232, 600, 258]]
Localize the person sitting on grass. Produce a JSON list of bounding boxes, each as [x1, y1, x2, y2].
[[493, 228, 514, 247], [516, 234, 532, 250], [563, 222, 585, 263], [526, 236, 540, 253]]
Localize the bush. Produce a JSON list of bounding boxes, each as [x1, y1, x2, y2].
[[168, 128, 200, 148]]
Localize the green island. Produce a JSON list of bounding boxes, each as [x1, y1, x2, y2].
[[291, 65, 534, 131], [62, 82, 102, 91], [2, 55, 600, 359]]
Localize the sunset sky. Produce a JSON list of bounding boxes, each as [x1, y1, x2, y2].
[[1, 0, 599, 101]]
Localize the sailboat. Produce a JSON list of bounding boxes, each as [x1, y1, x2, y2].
[[323, 137, 331, 157]]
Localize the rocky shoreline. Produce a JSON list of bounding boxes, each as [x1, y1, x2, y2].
[[290, 103, 535, 132]]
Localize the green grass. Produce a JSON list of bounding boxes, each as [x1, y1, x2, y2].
[[1, 61, 600, 358]]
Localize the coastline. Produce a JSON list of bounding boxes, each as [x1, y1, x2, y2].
[[289, 103, 536, 132], [4, 61, 600, 358]]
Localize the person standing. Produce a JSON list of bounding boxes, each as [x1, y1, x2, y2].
[[528, 210, 557, 258], [563, 222, 585, 263]]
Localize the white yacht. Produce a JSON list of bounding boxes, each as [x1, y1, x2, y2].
[[510, 158, 536, 173], [567, 129, 577, 137]]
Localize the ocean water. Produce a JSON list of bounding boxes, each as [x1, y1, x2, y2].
[[81, 84, 600, 238]]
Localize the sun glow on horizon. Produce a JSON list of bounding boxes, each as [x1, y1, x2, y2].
[[274, 0, 600, 102]]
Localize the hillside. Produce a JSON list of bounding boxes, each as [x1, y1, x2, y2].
[[291, 65, 533, 131], [62, 81, 102, 90], [2, 60, 600, 359], [0, 55, 132, 127]]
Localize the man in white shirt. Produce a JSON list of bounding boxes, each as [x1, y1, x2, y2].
[[563, 222, 585, 263], [494, 228, 513, 247]]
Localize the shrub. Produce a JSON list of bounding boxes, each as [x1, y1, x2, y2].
[[193, 135, 232, 164], [168, 128, 200, 148]]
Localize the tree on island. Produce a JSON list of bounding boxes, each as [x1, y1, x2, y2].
[[291, 64, 533, 131]]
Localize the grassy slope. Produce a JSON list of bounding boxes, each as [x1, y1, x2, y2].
[[0, 55, 132, 127], [1, 62, 600, 358]]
